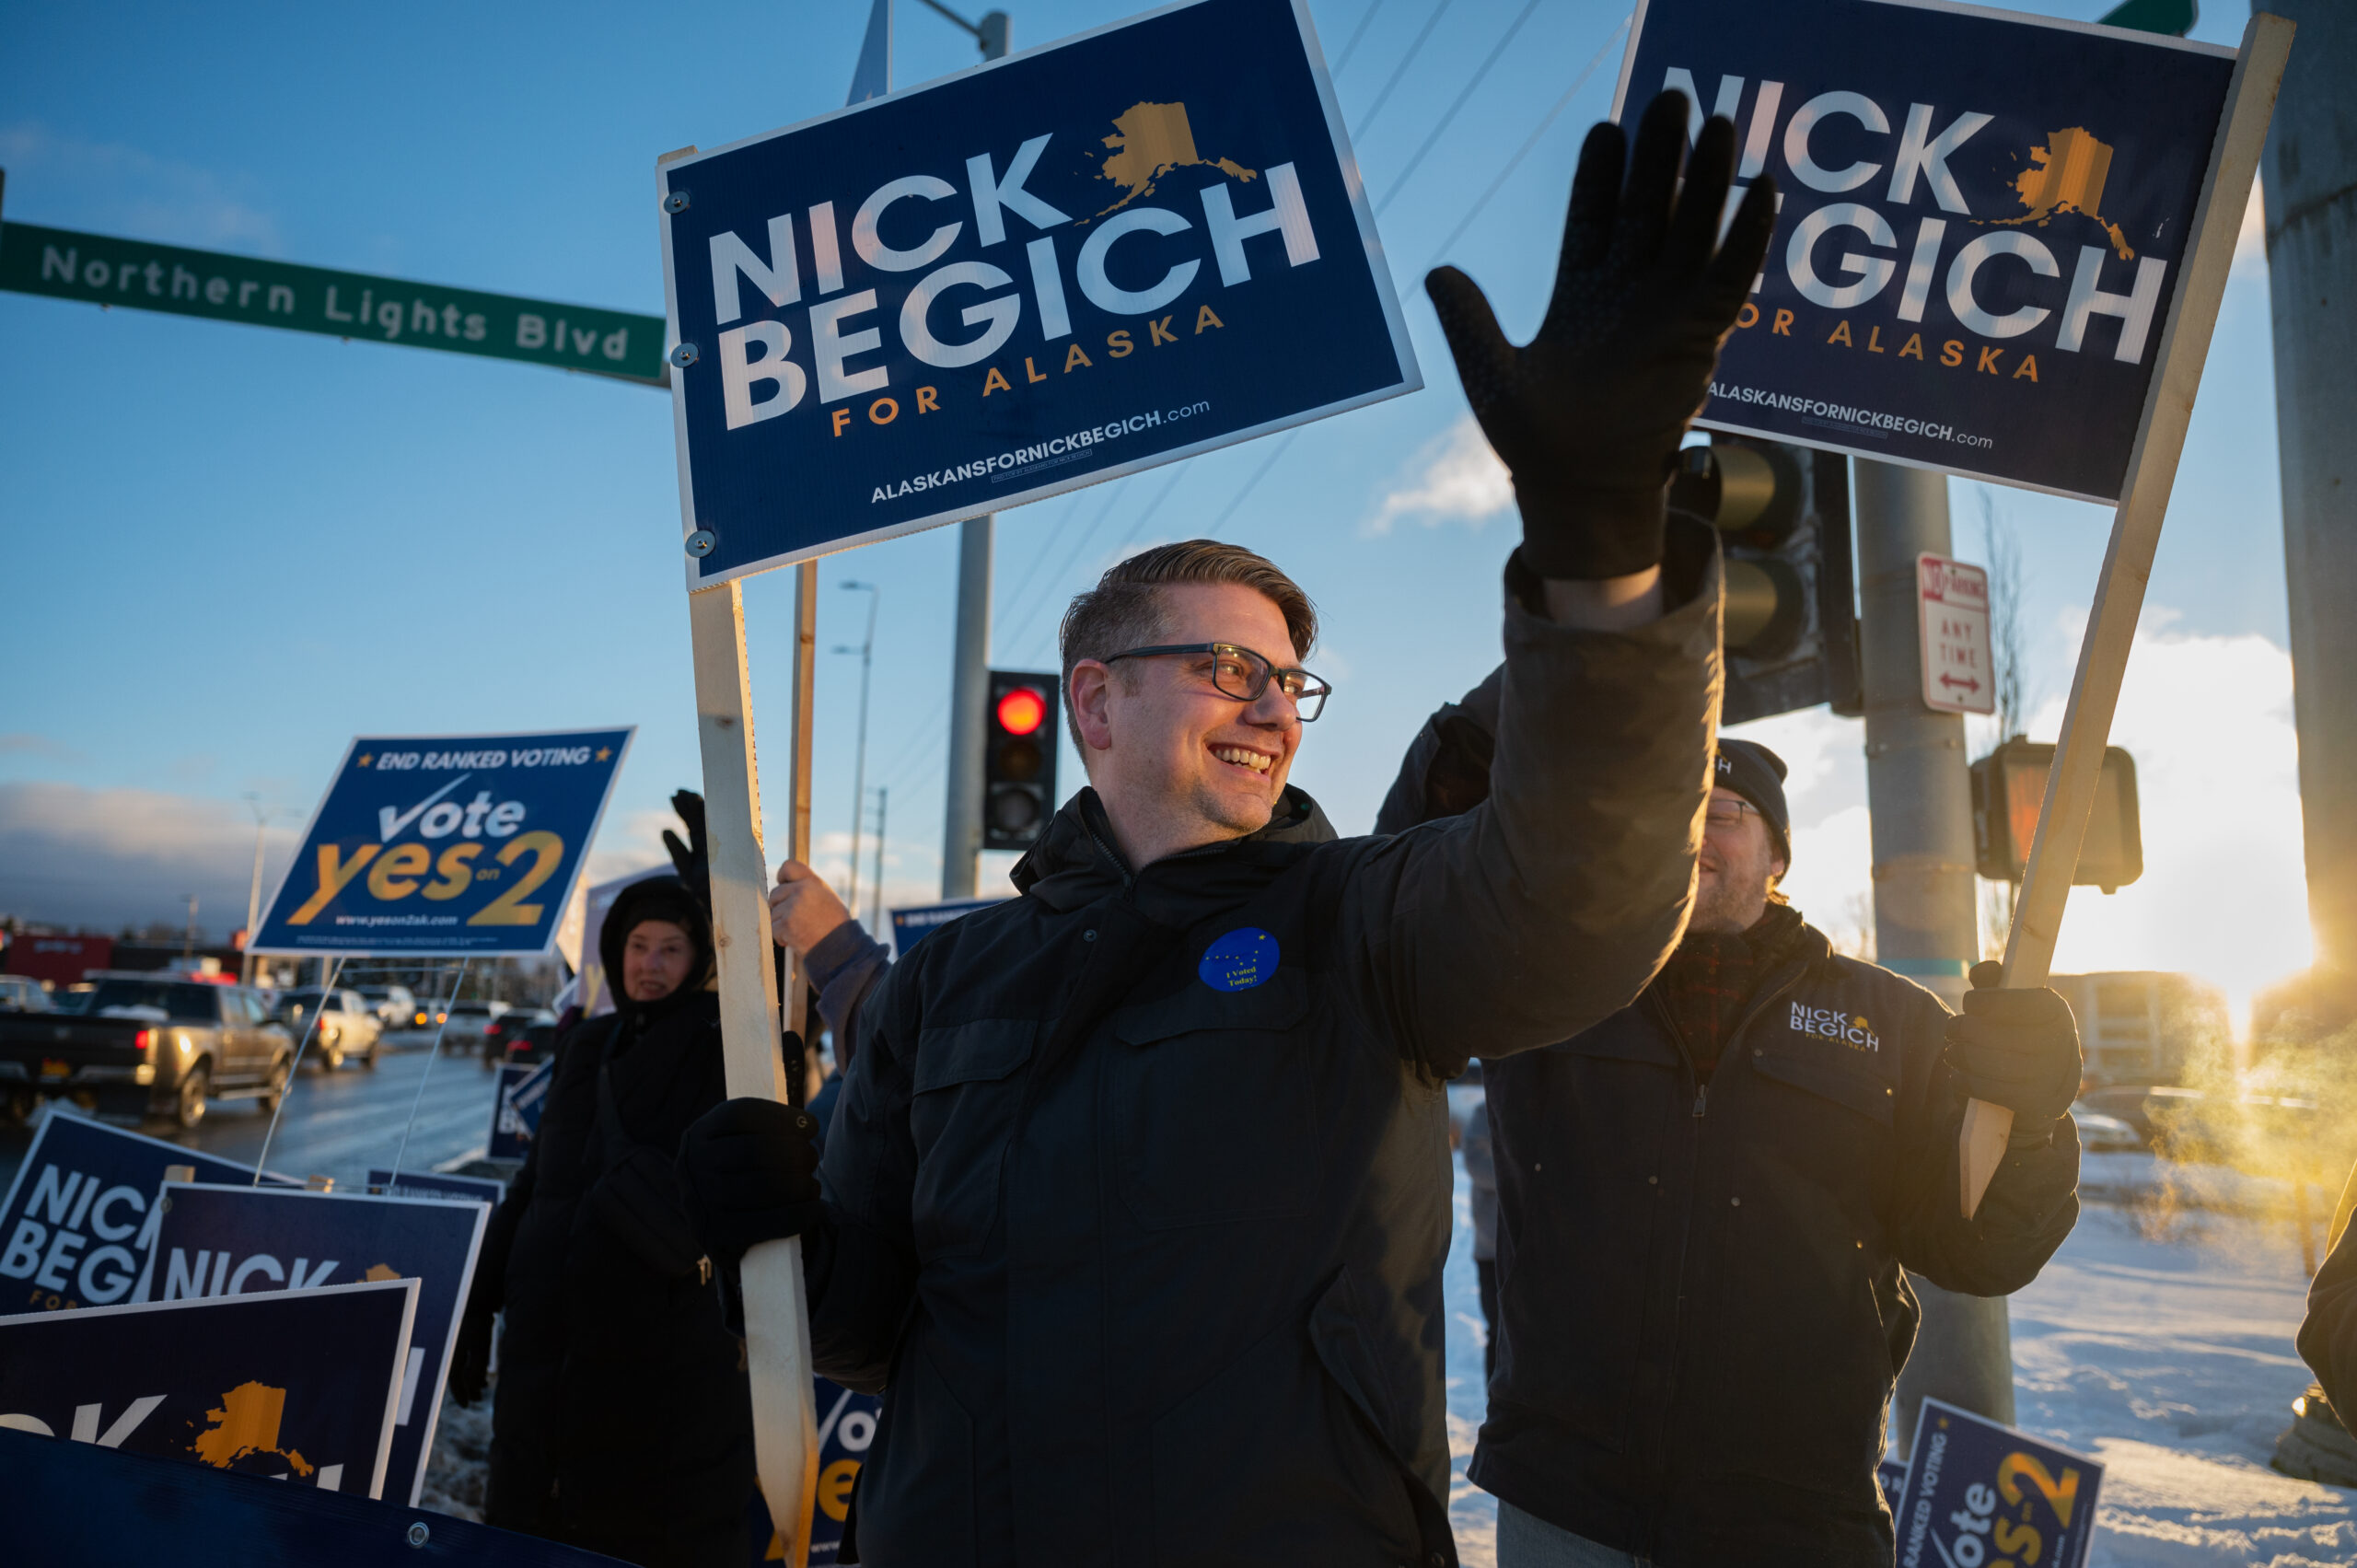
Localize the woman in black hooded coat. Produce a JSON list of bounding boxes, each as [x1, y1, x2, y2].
[[454, 875, 753, 1566]]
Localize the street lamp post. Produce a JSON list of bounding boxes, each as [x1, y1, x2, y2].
[[837, 580, 882, 922], [241, 793, 271, 985], [871, 786, 888, 932]]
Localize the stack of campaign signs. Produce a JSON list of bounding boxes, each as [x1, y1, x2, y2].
[[0, 1107, 498, 1529], [0, 1105, 298, 1313], [0, 1420, 621, 1564], [489, 1057, 554, 1163], [136, 1179, 490, 1505]]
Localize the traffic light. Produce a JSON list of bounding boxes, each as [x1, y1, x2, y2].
[[1667, 436, 1863, 725], [983, 669, 1060, 850], [1970, 738, 2144, 892]]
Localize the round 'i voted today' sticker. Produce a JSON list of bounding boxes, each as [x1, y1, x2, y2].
[[1199, 928, 1279, 992]]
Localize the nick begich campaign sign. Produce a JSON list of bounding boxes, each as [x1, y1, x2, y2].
[[658, 0, 1419, 584], [0, 1277, 418, 1501], [0, 1107, 294, 1313], [252, 727, 632, 958], [1615, 0, 2236, 502], [142, 1182, 490, 1507]]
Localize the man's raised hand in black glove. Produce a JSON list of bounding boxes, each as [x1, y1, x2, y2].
[[1427, 89, 1777, 582], [677, 1096, 827, 1266], [1945, 961, 2084, 1149]]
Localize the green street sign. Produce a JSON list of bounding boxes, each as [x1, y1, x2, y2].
[[0, 220, 666, 386], [2097, 0, 2197, 37]]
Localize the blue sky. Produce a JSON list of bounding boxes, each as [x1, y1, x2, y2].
[[0, 1, 2307, 1013]]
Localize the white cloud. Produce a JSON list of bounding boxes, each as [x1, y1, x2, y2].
[[1725, 618, 2311, 1028], [0, 781, 303, 937], [2031, 621, 2309, 1021], [2233, 174, 2267, 282], [1722, 704, 1857, 810], [1364, 417, 1512, 535], [0, 123, 283, 254], [0, 734, 81, 761]]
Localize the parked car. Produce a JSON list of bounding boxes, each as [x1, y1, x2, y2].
[[445, 1001, 512, 1064], [0, 972, 293, 1127], [276, 987, 384, 1071], [491, 1008, 560, 1065], [355, 984, 419, 1030], [0, 977, 52, 1013]]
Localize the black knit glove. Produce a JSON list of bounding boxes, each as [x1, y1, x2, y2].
[[1426, 89, 1777, 581], [1945, 964, 2083, 1147], [663, 789, 712, 916], [677, 1097, 825, 1266]]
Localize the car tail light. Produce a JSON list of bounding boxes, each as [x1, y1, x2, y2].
[[134, 1028, 155, 1053]]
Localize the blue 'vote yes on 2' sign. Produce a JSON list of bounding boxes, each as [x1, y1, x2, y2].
[[253, 728, 633, 958], [1894, 1399, 2103, 1568], [1616, 0, 2235, 502], [658, 0, 1419, 585]]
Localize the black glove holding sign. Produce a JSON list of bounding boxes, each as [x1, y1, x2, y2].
[[1427, 89, 1778, 582], [1946, 960, 2084, 1149], [678, 1091, 828, 1266]]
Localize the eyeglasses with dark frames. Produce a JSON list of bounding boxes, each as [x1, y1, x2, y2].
[[1703, 798, 1760, 832], [1101, 643, 1331, 721]]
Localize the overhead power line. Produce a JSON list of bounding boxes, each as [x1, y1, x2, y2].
[[1329, 0, 1391, 78], [1417, 13, 1631, 273], [1204, 11, 1632, 536], [1376, 0, 1547, 218], [1353, 0, 1459, 139]]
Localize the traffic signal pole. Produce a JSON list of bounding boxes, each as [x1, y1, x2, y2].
[[1853, 459, 2018, 1446], [935, 6, 1011, 900], [943, 515, 993, 897], [2259, 0, 2357, 1027]]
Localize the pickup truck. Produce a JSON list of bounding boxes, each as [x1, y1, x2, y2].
[[276, 986, 383, 1070], [0, 972, 294, 1128]]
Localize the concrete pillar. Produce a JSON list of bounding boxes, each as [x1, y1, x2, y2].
[[2258, 0, 2357, 1026], [939, 16, 1011, 902], [941, 513, 993, 898], [1853, 458, 2017, 1446]]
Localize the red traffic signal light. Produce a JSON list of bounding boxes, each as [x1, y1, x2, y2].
[[983, 670, 1060, 851], [995, 686, 1048, 737]]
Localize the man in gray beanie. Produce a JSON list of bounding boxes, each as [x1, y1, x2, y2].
[[1376, 724, 2085, 1567]]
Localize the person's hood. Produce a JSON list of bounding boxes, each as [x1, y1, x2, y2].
[[1010, 784, 1336, 921], [598, 874, 716, 1024]]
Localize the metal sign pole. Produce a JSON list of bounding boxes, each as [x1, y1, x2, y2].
[[1964, 11, 2294, 1216], [387, 958, 471, 1187], [686, 576, 818, 1565]]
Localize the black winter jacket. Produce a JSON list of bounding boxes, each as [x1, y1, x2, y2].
[[1376, 687, 2082, 1568], [2299, 1196, 2357, 1423], [800, 545, 1724, 1567], [479, 879, 753, 1566]]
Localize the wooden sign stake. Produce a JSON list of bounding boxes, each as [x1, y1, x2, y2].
[[687, 575, 819, 1563], [1964, 12, 2293, 1218]]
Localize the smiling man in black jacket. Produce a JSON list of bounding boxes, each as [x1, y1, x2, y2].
[[1376, 721, 2084, 1568], [677, 93, 1774, 1567]]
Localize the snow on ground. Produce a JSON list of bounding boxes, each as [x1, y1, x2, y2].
[[2014, 1202, 2352, 1566], [1439, 1151, 2355, 1568]]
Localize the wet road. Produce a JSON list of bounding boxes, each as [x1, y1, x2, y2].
[[0, 1031, 509, 1197]]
